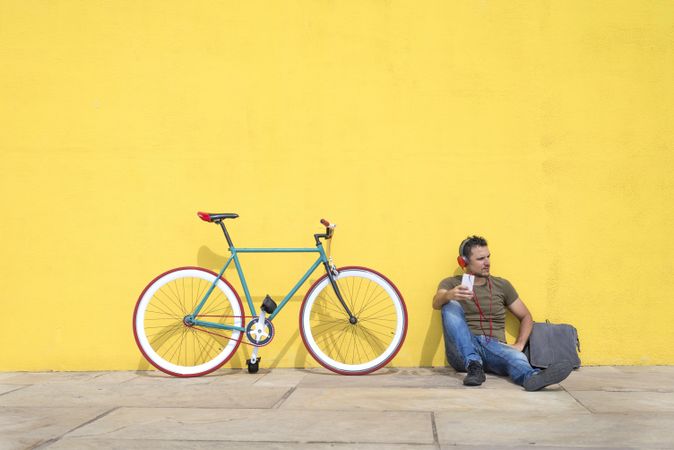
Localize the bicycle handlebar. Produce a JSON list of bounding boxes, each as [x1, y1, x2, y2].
[[319, 219, 336, 239]]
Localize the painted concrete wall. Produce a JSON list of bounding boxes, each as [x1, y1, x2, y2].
[[2, 1, 673, 370]]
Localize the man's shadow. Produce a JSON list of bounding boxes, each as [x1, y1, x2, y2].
[[419, 267, 464, 368]]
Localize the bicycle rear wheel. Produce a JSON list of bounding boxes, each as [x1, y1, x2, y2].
[[300, 266, 407, 375], [133, 267, 244, 377]]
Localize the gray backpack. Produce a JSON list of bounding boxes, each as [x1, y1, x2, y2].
[[524, 320, 581, 369]]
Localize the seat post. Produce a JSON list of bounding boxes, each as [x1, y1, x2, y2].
[[217, 221, 235, 248]]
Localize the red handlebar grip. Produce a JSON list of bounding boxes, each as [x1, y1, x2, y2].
[[320, 219, 330, 227]]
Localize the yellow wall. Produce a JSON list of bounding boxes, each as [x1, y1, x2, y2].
[[2, 1, 673, 371]]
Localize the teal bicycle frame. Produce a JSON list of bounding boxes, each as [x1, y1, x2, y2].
[[185, 221, 353, 333]]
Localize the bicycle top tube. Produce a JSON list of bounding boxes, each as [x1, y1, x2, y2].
[[234, 247, 320, 253]]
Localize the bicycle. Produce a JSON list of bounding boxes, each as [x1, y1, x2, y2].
[[133, 212, 408, 377]]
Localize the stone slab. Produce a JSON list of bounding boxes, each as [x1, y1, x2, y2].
[[435, 411, 674, 448], [207, 369, 266, 385], [298, 367, 519, 390], [570, 391, 674, 413], [130, 368, 295, 386], [0, 373, 19, 381], [0, 437, 45, 450], [252, 368, 308, 387], [66, 407, 435, 444], [0, 371, 140, 385], [281, 387, 587, 413], [562, 366, 674, 392], [127, 371, 234, 385], [0, 406, 110, 449], [0, 383, 289, 409]]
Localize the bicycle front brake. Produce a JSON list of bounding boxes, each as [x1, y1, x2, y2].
[[329, 257, 339, 278]]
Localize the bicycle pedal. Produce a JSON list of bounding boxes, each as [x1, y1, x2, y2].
[[246, 357, 260, 374], [260, 295, 277, 314]]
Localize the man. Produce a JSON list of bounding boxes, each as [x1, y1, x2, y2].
[[433, 235, 573, 391]]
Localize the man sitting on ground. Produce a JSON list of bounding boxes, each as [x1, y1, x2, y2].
[[432, 235, 573, 391]]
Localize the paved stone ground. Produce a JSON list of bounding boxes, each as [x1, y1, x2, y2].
[[1, 366, 673, 449]]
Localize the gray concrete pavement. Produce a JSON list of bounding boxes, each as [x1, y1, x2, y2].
[[1, 366, 673, 449]]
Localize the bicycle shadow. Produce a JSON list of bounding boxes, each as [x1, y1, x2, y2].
[[197, 245, 231, 273]]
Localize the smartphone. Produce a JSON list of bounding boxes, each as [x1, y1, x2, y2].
[[461, 274, 475, 292]]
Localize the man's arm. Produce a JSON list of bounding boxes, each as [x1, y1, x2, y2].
[[507, 298, 533, 352], [432, 285, 472, 310]]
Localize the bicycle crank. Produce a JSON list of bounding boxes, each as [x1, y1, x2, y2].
[[245, 317, 275, 346]]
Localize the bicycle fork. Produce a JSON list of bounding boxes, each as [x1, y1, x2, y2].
[[324, 262, 358, 324]]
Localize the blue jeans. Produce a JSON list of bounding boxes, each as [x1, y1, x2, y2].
[[441, 300, 538, 386]]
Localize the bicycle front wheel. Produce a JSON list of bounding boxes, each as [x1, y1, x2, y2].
[[133, 267, 244, 377], [300, 266, 408, 375]]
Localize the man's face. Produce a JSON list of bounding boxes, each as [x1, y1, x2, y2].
[[466, 246, 490, 277]]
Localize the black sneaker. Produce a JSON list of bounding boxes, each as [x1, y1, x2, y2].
[[523, 361, 573, 392], [463, 361, 486, 386]]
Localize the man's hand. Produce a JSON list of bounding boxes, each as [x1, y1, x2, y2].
[[506, 299, 533, 354], [508, 343, 525, 352], [448, 285, 473, 301], [432, 285, 473, 309]]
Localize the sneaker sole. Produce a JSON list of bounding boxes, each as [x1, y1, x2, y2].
[[524, 361, 573, 392], [463, 375, 486, 386]]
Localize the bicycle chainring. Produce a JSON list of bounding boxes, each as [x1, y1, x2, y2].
[[245, 317, 275, 347]]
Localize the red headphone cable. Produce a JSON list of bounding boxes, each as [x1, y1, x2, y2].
[[472, 277, 493, 342]]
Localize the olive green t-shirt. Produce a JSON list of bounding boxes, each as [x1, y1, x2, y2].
[[438, 275, 519, 343]]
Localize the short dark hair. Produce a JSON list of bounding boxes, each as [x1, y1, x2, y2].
[[460, 235, 488, 260]]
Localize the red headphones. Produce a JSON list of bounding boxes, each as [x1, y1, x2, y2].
[[457, 238, 470, 268]]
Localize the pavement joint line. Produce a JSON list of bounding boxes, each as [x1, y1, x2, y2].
[[102, 406, 438, 416], [63, 406, 121, 435], [561, 385, 595, 414], [96, 405, 281, 410], [119, 375, 141, 384], [0, 384, 31, 396], [300, 440, 433, 445], [287, 385, 521, 390], [430, 411, 440, 450], [29, 407, 121, 450], [588, 411, 674, 416], [271, 386, 298, 409], [50, 438, 435, 445], [585, 388, 674, 393], [30, 437, 58, 450], [253, 370, 270, 385]]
